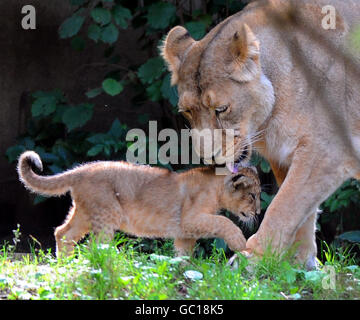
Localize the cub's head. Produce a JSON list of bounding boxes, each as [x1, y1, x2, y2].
[[161, 21, 275, 169], [222, 167, 261, 222]]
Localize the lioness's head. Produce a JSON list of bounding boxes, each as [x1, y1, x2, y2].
[[222, 167, 261, 221], [162, 21, 275, 170]]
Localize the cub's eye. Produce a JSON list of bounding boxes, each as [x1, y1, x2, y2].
[[215, 104, 229, 116], [249, 193, 256, 201]]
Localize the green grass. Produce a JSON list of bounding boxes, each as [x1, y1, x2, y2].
[[0, 235, 359, 300]]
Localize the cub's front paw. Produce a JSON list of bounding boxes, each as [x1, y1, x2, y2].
[[226, 232, 246, 252]]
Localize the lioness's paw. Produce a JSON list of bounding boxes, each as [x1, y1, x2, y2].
[[245, 233, 264, 256]]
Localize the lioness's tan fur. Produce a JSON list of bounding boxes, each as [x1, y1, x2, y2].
[[18, 151, 260, 256], [162, 0, 360, 268]]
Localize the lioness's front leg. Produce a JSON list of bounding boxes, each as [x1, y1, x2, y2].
[[268, 160, 317, 268], [182, 213, 246, 252], [293, 213, 318, 268], [247, 145, 348, 260]]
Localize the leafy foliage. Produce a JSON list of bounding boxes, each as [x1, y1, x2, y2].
[[322, 179, 360, 213], [102, 78, 124, 96], [59, 14, 85, 39], [146, 2, 177, 30], [6, 89, 128, 204]]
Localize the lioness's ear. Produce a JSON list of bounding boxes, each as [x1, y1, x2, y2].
[[161, 26, 195, 85], [228, 24, 260, 82]]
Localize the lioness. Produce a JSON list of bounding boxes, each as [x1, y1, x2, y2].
[[162, 0, 360, 268], [18, 151, 260, 257]]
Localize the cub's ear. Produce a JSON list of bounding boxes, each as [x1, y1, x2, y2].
[[228, 24, 260, 82], [161, 26, 195, 85], [224, 173, 253, 192], [232, 174, 254, 189]]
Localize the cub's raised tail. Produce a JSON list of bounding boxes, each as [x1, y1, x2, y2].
[[17, 151, 75, 196]]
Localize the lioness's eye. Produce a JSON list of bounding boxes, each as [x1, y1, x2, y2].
[[181, 109, 192, 119], [215, 104, 229, 116]]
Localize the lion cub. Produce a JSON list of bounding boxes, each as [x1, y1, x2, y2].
[[18, 151, 261, 257]]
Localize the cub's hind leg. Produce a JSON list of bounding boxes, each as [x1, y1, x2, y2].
[[174, 238, 196, 256], [182, 213, 246, 252], [54, 203, 90, 257], [89, 196, 125, 246]]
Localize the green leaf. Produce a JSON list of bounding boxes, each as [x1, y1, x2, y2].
[[87, 144, 104, 157], [51, 105, 68, 124], [280, 262, 297, 284], [284, 271, 297, 284], [138, 57, 165, 84], [329, 200, 339, 213], [103, 144, 111, 156], [260, 191, 275, 210], [86, 87, 103, 98], [38, 287, 55, 300], [146, 80, 162, 101], [88, 24, 102, 42], [100, 23, 119, 44], [185, 21, 207, 40], [91, 7, 112, 25], [337, 189, 357, 200], [260, 158, 271, 173], [345, 265, 360, 272], [304, 270, 323, 282], [213, 238, 227, 251], [250, 153, 271, 173], [112, 5, 132, 29], [249, 152, 261, 166], [87, 133, 109, 144], [146, 2, 176, 29], [161, 73, 178, 107], [32, 96, 57, 117], [109, 118, 123, 139], [62, 103, 94, 132], [102, 78, 123, 96], [6, 145, 26, 163], [338, 231, 360, 243], [261, 191, 274, 204], [59, 15, 85, 39]]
